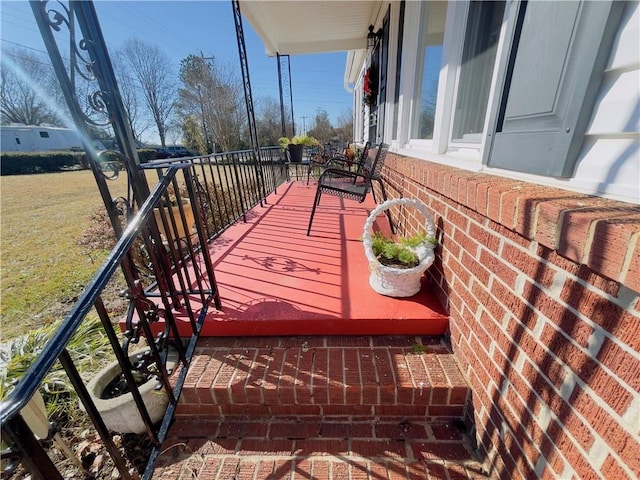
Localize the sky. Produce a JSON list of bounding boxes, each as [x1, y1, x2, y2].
[[0, 0, 354, 143]]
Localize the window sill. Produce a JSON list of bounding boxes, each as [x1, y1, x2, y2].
[[395, 145, 639, 205], [397, 146, 484, 173], [382, 151, 640, 292]]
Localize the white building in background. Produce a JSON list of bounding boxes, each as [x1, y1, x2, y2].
[[0, 125, 105, 153]]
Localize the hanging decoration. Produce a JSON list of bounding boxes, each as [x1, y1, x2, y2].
[[363, 66, 378, 107]]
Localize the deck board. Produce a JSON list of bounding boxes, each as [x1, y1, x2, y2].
[[167, 181, 449, 337]]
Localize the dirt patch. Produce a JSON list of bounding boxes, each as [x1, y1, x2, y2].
[[6, 423, 154, 479]]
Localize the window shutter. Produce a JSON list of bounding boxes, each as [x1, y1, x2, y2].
[[488, 1, 625, 177]]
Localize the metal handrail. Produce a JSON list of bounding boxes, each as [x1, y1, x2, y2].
[[0, 165, 182, 426], [0, 164, 209, 480], [0, 146, 289, 479], [21, 2, 288, 475], [141, 146, 287, 242]]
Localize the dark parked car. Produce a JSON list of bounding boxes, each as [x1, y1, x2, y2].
[[167, 146, 191, 158], [154, 147, 171, 159], [153, 146, 192, 160]]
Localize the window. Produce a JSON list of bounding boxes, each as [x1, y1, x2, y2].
[[399, 0, 506, 152], [413, 2, 447, 140], [39, 131, 50, 138], [394, 0, 627, 202], [451, 1, 505, 144], [15, 138, 21, 145]]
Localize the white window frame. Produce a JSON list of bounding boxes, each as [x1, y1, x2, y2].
[[396, 0, 513, 164], [354, 76, 365, 143], [395, 0, 421, 149], [433, 0, 468, 154], [383, 1, 404, 147], [385, 0, 637, 203]]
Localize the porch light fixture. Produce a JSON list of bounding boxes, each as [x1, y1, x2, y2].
[[366, 25, 381, 50]]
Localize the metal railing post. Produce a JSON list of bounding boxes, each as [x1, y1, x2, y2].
[[1, 415, 61, 480]]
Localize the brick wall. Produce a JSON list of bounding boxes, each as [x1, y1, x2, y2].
[[381, 153, 640, 480]]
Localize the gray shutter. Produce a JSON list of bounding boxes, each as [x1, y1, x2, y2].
[[488, 1, 625, 177]]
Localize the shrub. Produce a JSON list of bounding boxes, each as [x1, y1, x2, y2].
[[0, 149, 160, 176], [137, 149, 157, 163], [0, 152, 85, 175]]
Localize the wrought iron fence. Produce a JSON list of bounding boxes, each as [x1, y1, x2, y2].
[[0, 149, 288, 480], [143, 146, 287, 242]]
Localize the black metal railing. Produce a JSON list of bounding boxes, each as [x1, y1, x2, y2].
[[0, 148, 288, 480], [143, 146, 287, 242]]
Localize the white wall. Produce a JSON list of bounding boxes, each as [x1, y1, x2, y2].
[[571, 1, 640, 202]]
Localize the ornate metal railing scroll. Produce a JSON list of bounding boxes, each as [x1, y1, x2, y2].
[[30, 0, 187, 317], [30, 0, 150, 237]]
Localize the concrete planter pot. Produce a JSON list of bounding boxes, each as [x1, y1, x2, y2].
[[82, 348, 177, 434]]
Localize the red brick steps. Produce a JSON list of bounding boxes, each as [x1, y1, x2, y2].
[[153, 336, 482, 478], [153, 417, 487, 479], [174, 336, 470, 421]]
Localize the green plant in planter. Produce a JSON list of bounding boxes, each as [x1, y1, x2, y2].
[[370, 232, 438, 269], [351, 143, 364, 160], [277, 134, 320, 149]]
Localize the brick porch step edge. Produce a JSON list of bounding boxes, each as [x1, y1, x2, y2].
[[173, 336, 471, 420], [153, 417, 488, 480]]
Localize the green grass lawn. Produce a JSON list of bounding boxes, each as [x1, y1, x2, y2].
[[1, 170, 128, 341]]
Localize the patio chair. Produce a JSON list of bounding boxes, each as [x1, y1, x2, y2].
[[307, 143, 392, 235], [306, 141, 371, 185]]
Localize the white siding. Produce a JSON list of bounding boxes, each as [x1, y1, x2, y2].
[[572, 1, 640, 202], [587, 70, 639, 135]]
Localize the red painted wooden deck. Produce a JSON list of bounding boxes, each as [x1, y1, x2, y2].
[[169, 180, 449, 337]]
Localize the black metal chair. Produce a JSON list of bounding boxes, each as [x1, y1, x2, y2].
[[306, 141, 371, 185], [307, 143, 392, 235]]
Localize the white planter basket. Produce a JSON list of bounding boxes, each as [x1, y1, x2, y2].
[[363, 198, 436, 297]]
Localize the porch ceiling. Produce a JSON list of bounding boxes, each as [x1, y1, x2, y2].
[[240, 1, 379, 56]]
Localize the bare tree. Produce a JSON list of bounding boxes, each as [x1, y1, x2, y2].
[[307, 108, 335, 145], [165, 118, 182, 146], [335, 108, 354, 144], [178, 54, 246, 152], [0, 48, 64, 126], [209, 65, 246, 151], [256, 96, 290, 147], [112, 51, 150, 143], [177, 55, 210, 151], [120, 39, 176, 147]]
